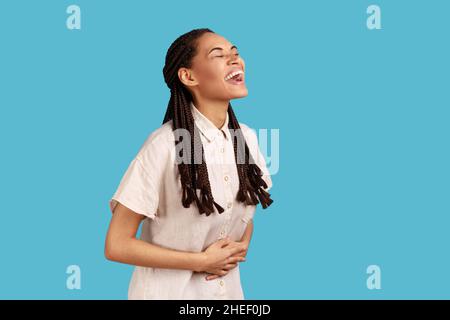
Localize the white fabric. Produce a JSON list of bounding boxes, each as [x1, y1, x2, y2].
[[109, 101, 272, 300]]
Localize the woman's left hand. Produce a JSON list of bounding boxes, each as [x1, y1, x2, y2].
[[205, 240, 249, 281]]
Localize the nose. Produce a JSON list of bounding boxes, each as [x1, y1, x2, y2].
[[228, 52, 240, 64]]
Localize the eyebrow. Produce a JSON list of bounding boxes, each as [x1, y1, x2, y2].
[[208, 45, 238, 55]]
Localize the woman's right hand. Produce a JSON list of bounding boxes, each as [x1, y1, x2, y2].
[[200, 237, 247, 280]]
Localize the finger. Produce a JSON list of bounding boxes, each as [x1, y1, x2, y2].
[[229, 245, 247, 256], [226, 255, 245, 263], [223, 263, 237, 270], [206, 274, 220, 281], [206, 269, 227, 280], [219, 237, 232, 247], [229, 252, 246, 259], [205, 267, 227, 278], [229, 256, 246, 263]]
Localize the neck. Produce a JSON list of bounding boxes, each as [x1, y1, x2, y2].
[[192, 97, 229, 129]]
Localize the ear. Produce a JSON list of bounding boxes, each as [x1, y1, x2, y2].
[[178, 67, 198, 88]]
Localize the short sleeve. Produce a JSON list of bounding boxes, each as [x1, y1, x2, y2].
[[109, 156, 159, 220], [242, 124, 273, 191]]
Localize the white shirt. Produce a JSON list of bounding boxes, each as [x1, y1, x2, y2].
[[109, 101, 272, 300]]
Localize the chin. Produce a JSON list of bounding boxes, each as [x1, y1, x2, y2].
[[232, 92, 248, 99], [228, 87, 248, 99]]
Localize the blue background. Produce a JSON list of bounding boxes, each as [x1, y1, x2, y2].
[[0, 0, 449, 299]]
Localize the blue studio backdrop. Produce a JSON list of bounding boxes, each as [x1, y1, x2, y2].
[[0, 0, 449, 299]]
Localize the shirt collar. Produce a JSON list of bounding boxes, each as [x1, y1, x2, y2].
[[190, 101, 230, 142]]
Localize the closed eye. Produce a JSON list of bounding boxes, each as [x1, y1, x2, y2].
[[215, 53, 240, 58]]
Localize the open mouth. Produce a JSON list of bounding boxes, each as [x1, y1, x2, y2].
[[224, 70, 245, 85]]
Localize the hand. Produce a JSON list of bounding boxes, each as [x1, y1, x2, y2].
[[205, 239, 250, 281], [200, 237, 247, 281], [228, 240, 249, 259]]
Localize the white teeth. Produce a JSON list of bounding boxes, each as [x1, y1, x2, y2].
[[224, 70, 244, 81]]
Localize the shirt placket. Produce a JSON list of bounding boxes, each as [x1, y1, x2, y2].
[[216, 129, 233, 298], [217, 130, 233, 240]]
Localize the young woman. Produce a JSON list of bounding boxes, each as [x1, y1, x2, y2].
[[105, 28, 273, 300]]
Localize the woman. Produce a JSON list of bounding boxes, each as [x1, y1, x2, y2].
[[105, 28, 273, 300]]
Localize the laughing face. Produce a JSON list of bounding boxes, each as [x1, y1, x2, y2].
[[178, 32, 248, 101]]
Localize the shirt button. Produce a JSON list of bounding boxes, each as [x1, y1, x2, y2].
[[220, 147, 225, 153], [219, 280, 224, 286], [224, 175, 229, 182], [227, 202, 232, 209], [220, 230, 226, 236]]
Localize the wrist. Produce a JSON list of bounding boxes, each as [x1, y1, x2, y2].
[[192, 252, 207, 273]]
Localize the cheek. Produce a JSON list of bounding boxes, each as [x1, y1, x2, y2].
[[202, 70, 223, 84], [197, 63, 225, 84]]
